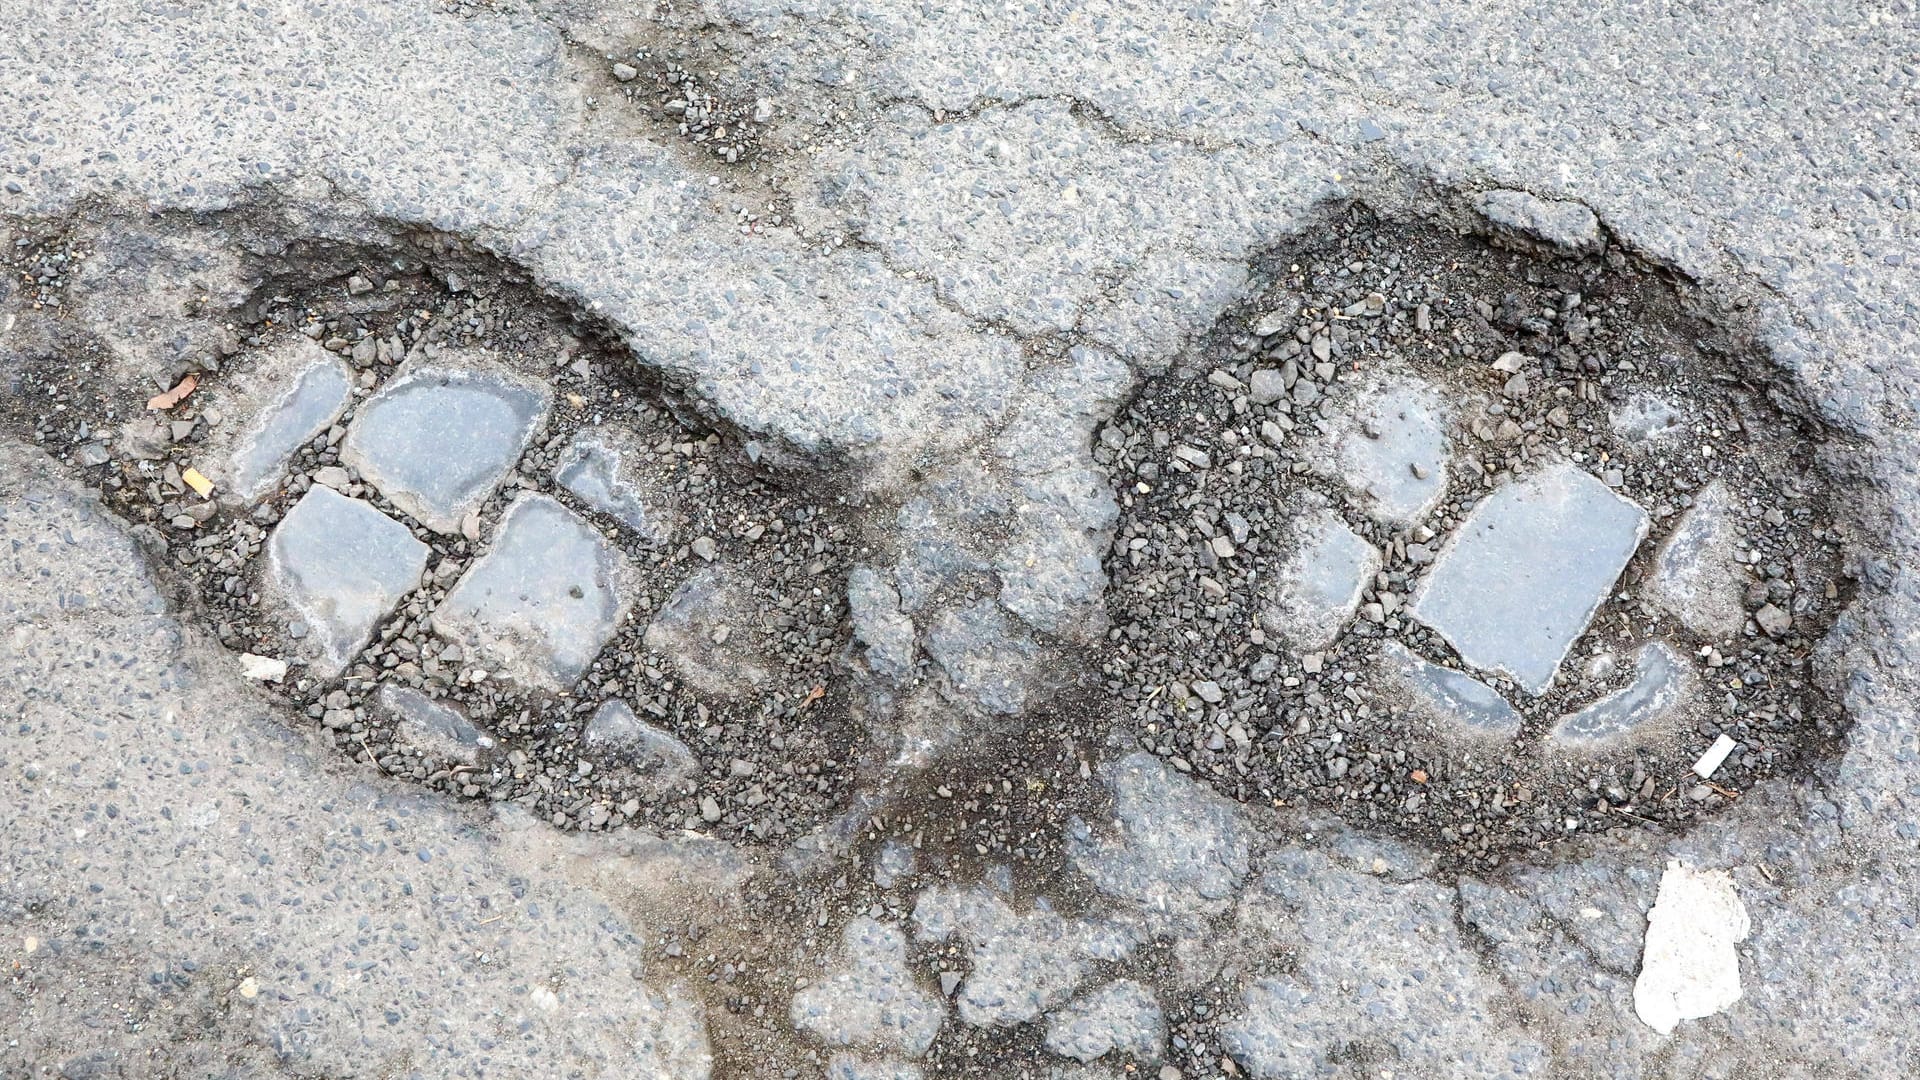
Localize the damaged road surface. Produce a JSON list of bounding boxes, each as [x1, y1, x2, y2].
[[3, 1, 1918, 1078]]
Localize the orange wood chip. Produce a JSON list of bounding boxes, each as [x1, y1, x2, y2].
[[146, 373, 198, 410]]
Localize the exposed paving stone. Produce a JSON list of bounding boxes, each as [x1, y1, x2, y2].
[[1649, 480, 1747, 639], [342, 366, 548, 533], [1042, 979, 1165, 1064], [1260, 507, 1380, 650], [434, 493, 628, 689], [1382, 641, 1522, 739], [912, 884, 1141, 1029], [266, 486, 429, 678], [1412, 461, 1649, 693], [791, 917, 945, 1058], [224, 344, 351, 501], [1550, 643, 1689, 746], [1334, 379, 1451, 523], [377, 685, 496, 766], [582, 698, 697, 787], [552, 428, 671, 542], [642, 565, 772, 699]]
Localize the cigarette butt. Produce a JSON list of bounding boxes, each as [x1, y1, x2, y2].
[[182, 468, 214, 497], [1691, 734, 1737, 779]]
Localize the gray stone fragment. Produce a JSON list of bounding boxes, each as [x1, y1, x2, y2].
[[1649, 481, 1746, 638], [434, 493, 628, 689], [377, 685, 496, 765], [1068, 752, 1249, 920], [1247, 367, 1286, 405], [924, 601, 1041, 715], [1412, 461, 1649, 694], [342, 367, 548, 533], [1260, 509, 1379, 649], [267, 486, 429, 677], [1335, 380, 1450, 523], [226, 349, 352, 501], [1476, 188, 1604, 255], [1755, 603, 1792, 637], [1043, 979, 1165, 1063], [848, 566, 916, 682], [791, 917, 945, 1057], [1550, 643, 1689, 745], [643, 566, 772, 699], [583, 698, 697, 785], [552, 429, 670, 542], [1382, 642, 1522, 739]]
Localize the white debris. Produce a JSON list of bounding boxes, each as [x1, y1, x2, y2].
[[238, 653, 288, 682], [1633, 860, 1750, 1035], [1690, 734, 1738, 779]]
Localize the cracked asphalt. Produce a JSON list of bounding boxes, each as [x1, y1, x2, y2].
[[3, 0, 1918, 1077]]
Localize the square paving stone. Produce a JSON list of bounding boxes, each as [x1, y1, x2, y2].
[[1335, 380, 1450, 523], [1260, 508, 1380, 650], [433, 493, 628, 689], [342, 367, 548, 533], [267, 486, 430, 677], [1411, 461, 1648, 694], [642, 567, 772, 699]]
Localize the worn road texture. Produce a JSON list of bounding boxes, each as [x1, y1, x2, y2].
[[3, 1, 1917, 1078]]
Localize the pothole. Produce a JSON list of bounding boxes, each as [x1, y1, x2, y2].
[[1096, 204, 1858, 870], [1, 195, 1875, 1078], [2, 213, 875, 848]]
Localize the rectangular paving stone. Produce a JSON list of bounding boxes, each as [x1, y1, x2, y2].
[[1412, 461, 1648, 694], [267, 486, 429, 677], [377, 685, 496, 765], [227, 349, 351, 501], [433, 493, 628, 689], [342, 366, 548, 533]]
